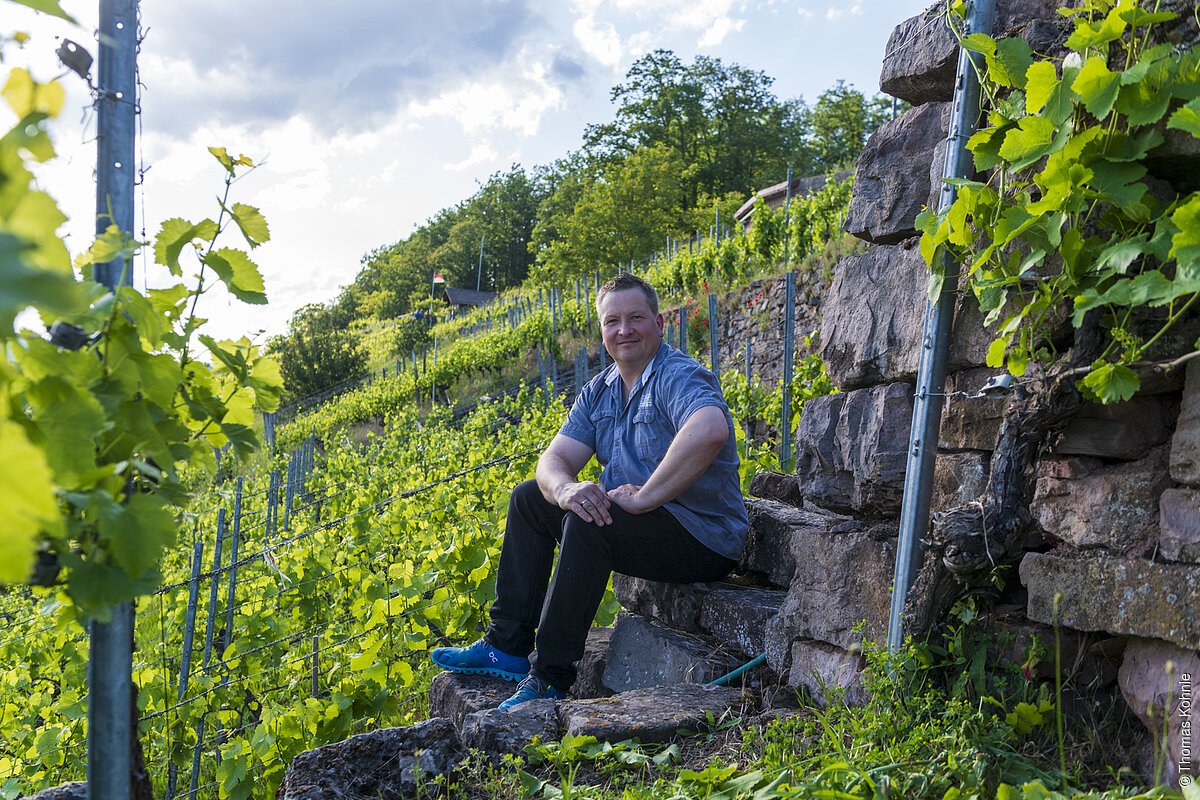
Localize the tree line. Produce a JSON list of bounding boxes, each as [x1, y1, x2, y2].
[[269, 50, 896, 400]]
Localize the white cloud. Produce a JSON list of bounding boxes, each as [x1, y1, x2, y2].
[[572, 0, 625, 68], [825, 3, 864, 20], [797, 7, 815, 18], [445, 143, 500, 173], [404, 53, 564, 138], [698, 15, 745, 47]]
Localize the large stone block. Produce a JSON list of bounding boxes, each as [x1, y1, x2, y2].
[[793, 383, 913, 515], [932, 450, 990, 514], [1171, 359, 1200, 485], [460, 701, 560, 758], [558, 684, 744, 743], [277, 718, 463, 800], [742, 499, 864, 588], [879, 0, 1067, 105], [748, 471, 802, 506], [939, 368, 1008, 450], [1118, 637, 1200, 788], [820, 244, 924, 390], [787, 639, 868, 707], [429, 672, 514, 731], [1056, 395, 1178, 460], [1160, 488, 1200, 565], [1020, 552, 1200, 650], [700, 586, 785, 659], [845, 102, 949, 245], [602, 613, 741, 693], [573, 627, 615, 699], [1031, 447, 1169, 554], [768, 522, 897, 653], [612, 574, 713, 632]]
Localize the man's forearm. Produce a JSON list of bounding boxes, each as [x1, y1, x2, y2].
[[635, 405, 728, 509], [535, 452, 578, 506]]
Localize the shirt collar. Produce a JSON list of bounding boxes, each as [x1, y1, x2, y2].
[[604, 341, 666, 397]]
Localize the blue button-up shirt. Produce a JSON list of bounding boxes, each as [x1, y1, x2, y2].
[[558, 342, 748, 561]]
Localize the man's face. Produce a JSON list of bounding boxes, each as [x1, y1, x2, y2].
[[598, 288, 664, 370]]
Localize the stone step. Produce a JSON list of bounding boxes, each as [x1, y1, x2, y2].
[[603, 612, 742, 693], [277, 718, 463, 800], [742, 499, 860, 588], [460, 683, 746, 757], [428, 627, 614, 727], [613, 575, 785, 659], [699, 585, 784, 658]]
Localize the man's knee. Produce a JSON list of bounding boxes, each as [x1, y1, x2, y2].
[[560, 515, 615, 560], [509, 478, 543, 511]]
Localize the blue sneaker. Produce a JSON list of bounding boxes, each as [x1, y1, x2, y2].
[[498, 675, 567, 710], [430, 638, 530, 682]]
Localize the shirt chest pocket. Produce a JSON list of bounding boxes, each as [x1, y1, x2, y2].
[[632, 405, 671, 464], [592, 408, 618, 459]]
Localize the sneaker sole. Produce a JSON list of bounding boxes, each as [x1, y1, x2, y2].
[[430, 653, 528, 682]]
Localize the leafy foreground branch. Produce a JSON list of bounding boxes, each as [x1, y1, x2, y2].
[[0, 64, 283, 615]]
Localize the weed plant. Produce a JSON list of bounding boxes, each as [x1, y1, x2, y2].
[[433, 604, 1181, 800]]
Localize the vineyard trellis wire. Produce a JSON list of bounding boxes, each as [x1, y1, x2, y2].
[[2, 253, 827, 799]]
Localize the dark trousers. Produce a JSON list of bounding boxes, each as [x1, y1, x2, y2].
[[486, 479, 736, 691]]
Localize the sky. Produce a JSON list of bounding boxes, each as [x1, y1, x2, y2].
[[6, 0, 933, 342]]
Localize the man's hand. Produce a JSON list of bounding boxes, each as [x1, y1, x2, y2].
[[555, 481, 613, 526], [607, 483, 650, 514]]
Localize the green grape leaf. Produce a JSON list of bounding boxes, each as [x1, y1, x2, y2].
[[8, 0, 76, 22], [1095, 234, 1149, 275], [1080, 362, 1139, 404], [986, 337, 1007, 368], [0, 420, 61, 583], [26, 376, 105, 488], [153, 218, 197, 276], [10, 188, 70, 269], [60, 554, 158, 619], [1073, 56, 1120, 119], [2, 68, 66, 117], [999, 116, 1059, 170], [116, 286, 171, 346], [1167, 97, 1200, 138], [992, 37, 1033, 90], [1088, 160, 1148, 211], [0, 235, 85, 332], [230, 203, 270, 247], [147, 283, 190, 318], [208, 146, 254, 176], [1169, 196, 1200, 267], [202, 248, 267, 305], [95, 492, 176, 579], [960, 33, 997, 56], [249, 355, 285, 412], [218, 422, 259, 460], [1115, 55, 1175, 127], [1024, 61, 1059, 115], [1129, 269, 1177, 307], [1065, 9, 1127, 51], [967, 124, 1013, 171], [1120, 8, 1177, 28]]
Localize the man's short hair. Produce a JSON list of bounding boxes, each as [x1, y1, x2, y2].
[[597, 272, 659, 315]]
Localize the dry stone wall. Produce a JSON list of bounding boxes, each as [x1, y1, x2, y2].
[[749, 0, 1200, 788]]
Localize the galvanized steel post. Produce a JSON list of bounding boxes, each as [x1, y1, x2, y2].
[[89, 0, 139, 795], [888, 0, 996, 653], [708, 294, 719, 378], [779, 272, 796, 470]]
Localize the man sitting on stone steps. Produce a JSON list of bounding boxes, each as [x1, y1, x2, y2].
[[431, 272, 748, 709]]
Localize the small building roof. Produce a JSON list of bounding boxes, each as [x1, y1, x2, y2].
[[441, 287, 498, 307]]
